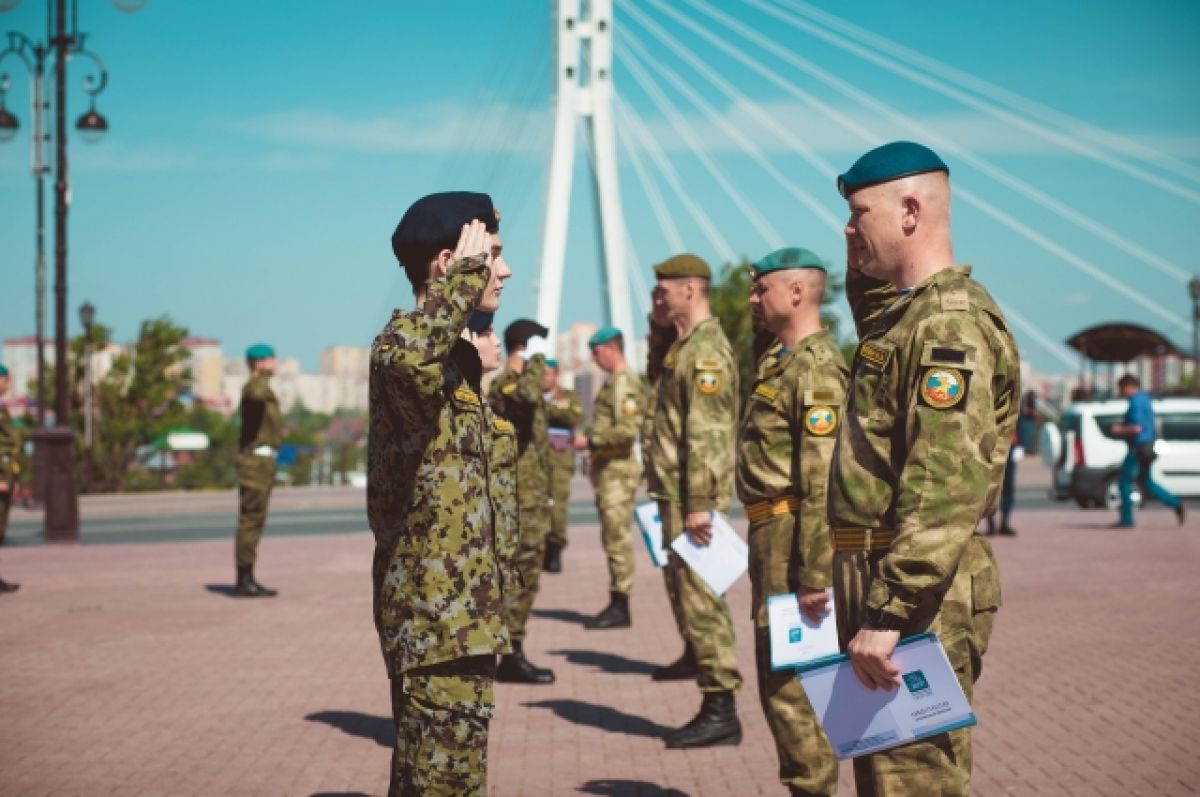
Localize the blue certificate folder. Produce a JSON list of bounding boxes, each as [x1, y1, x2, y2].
[[797, 633, 977, 759], [634, 502, 669, 568]]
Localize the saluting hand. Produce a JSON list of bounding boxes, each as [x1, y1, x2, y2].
[[453, 219, 490, 263], [847, 627, 902, 691]]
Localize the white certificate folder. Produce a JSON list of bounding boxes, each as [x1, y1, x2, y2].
[[798, 633, 976, 759], [634, 502, 669, 568], [669, 512, 748, 596], [767, 591, 840, 671]]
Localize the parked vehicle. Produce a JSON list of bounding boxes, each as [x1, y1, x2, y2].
[[1041, 397, 1200, 510]]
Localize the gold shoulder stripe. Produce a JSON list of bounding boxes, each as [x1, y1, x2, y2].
[[500, 382, 517, 396], [454, 385, 481, 405], [493, 418, 515, 434], [753, 383, 779, 402], [859, 342, 890, 368]]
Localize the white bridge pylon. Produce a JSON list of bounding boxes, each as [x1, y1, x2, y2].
[[537, 0, 634, 346]]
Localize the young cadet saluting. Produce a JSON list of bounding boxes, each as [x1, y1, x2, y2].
[[648, 254, 742, 750], [828, 142, 1019, 796], [369, 193, 514, 796], [234, 343, 282, 598], [737, 248, 845, 797]]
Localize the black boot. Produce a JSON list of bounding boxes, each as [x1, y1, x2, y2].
[[664, 691, 742, 749], [543, 543, 562, 574], [983, 514, 996, 536], [586, 592, 631, 630], [233, 565, 276, 598], [496, 641, 555, 684], [0, 577, 19, 594], [652, 643, 699, 681], [998, 511, 1017, 536]]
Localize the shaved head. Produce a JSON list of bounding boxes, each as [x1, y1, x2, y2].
[[844, 171, 956, 288]]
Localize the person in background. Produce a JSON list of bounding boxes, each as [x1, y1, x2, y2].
[[1110, 374, 1186, 529], [543, 359, 583, 574], [0, 365, 20, 594], [234, 344, 282, 598]]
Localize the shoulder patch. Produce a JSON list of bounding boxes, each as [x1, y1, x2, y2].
[[621, 397, 640, 416], [493, 418, 515, 434], [500, 382, 517, 396], [453, 385, 481, 406], [919, 366, 969, 410], [753, 383, 780, 402], [804, 405, 838, 436], [940, 288, 970, 312], [695, 357, 723, 371], [695, 370, 722, 395], [858, 341, 891, 369]]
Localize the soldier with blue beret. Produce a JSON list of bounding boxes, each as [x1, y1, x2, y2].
[[0, 364, 20, 594], [829, 142, 1018, 795], [370, 192, 514, 795], [233, 342, 281, 597]]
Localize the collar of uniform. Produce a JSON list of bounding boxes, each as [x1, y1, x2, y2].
[[875, 266, 971, 326], [678, 316, 721, 345]]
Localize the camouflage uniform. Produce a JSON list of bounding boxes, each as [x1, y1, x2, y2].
[[369, 253, 519, 797], [235, 373, 282, 568], [546, 387, 583, 551], [488, 355, 552, 642], [587, 367, 646, 596], [0, 403, 20, 544], [649, 317, 741, 693], [829, 266, 1019, 796], [736, 331, 846, 796]]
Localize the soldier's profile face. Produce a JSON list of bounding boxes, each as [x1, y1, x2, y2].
[[844, 185, 897, 278], [480, 233, 511, 312], [656, 277, 689, 317], [543, 367, 558, 392], [748, 272, 793, 329], [473, 329, 502, 371]]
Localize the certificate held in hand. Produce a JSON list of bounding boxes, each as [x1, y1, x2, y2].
[[634, 502, 669, 568], [668, 511, 748, 596], [767, 590, 840, 671]]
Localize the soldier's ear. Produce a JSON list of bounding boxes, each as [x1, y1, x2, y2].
[[429, 248, 456, 281], [900, 194, 921, 234]]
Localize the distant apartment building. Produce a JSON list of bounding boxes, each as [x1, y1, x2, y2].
[[320, 345, 370, 379], [1, 336, 53, 399], [221, 354, 369, 415], [183, 337, 226, 407]]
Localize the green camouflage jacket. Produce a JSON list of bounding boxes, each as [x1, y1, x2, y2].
[[547, 387, 584, 468], [641, 318, 677, 495], [588, 366, 646, 460], [649, 316, 737, 513], [829, 266, 1020, 623], [0, 404, 20, 484], [736, 330, 848, 589], [238, 373, 282, 452], [368, 254, 513, 676], [488, 356, 551, 509]]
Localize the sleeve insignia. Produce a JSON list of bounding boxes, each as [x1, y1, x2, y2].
[[753, 383, 779, 402], [804, 405, 838, 435], [493, 418, 515, 434], [695, 371, 721, 395], [500, 382, 517, 396], [858, 341, 890, 369], [621, 397, 640, 416], [453, 385, 482, 406], [919, 367, 968, 410]]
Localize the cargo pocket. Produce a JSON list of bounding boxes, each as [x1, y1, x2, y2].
[[970, 550, 1002, 664]]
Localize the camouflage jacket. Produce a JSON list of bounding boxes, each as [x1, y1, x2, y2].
[[649, 316, 737, 513], [588, 366, 646, 465], [238, 374, 282, 452], [488, 356, 551, 509], [0, 404, 20, 483], [736, 331, 848, 589], [546, 387, 584, 467], [368, 254, 513, 676], [828, 266, 1020, 623], [641, 317, 678, 495]]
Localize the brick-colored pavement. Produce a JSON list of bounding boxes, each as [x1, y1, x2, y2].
[[0, 468, 1197, 796]]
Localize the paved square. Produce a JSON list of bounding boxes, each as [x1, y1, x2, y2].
[[0, 465, 1196, 796]]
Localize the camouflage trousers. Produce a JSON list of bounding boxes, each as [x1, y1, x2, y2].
[[833, 534, 1002, 797], [590, 457, 640, 596], [504, 499, 550, 642], [389, 655, 496, 797], [547, 451, 574, 549], [235, 453, 275, 568], [659, 501, 742, 693], [748, 514, 837, 795]]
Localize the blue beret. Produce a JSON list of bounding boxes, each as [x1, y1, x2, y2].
[[0, 364, 8, 377], [467, 311, 494, 335], [837, 141, 949, 198], [588, 326, 623, 348], [246, 343, 275, 360], [545, 359, 559, 370], [752, 247, 826, 278], [392, 191, 499, 265]]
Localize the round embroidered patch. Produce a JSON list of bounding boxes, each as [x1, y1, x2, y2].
[[805, 405, 838, 435], [921, 367, 966, 409], [621, 397, 640, 416], [695, 371, 721, 395]]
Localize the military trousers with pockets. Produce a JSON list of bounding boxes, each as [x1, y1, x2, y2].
[[658, 500, 742, 693], [748, 513, 837, 796], [505, 500, 550, 641], [389, 655, 496, 797], [833, 533, 1002, 797], [548, 448, 574, 550], [235, 453, 275, 568], [590, 455, 640, 596]]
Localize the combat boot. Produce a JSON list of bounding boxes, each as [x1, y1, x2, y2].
[[543, 543, 563, 574], [496, 641, 556, 684], [233, 565, 276, 598], [585, 592, 631, 630], [0, 577, 19, 594], [248, 567, 278, 597], [664, 691, 742, 749], [651, 642, 699, 681]]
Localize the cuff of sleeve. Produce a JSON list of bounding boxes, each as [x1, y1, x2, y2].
[[796, 569, 831, 590], [686, 497, 716, 514], [865, 579, 918, 622]]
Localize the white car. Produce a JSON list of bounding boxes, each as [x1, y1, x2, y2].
[[1041, 397, 1200, 510]]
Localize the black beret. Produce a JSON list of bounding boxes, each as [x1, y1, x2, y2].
[[504, 318, 549, 349], [391, 191, 500, 265]]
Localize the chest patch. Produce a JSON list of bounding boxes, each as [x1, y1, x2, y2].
[[621, 397, 640, 416], [859, 341, 891, 369], [753, 383, 779, 402], [920, 367, 968, 410], [804, 405, 838, 436], [696, 371, 721, 395]]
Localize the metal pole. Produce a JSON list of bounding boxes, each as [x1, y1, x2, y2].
[[83, 331, 92, 449], [1193, 298, 1199, 395], [52, 0, 69, 427], [34, 46, 47, 428]]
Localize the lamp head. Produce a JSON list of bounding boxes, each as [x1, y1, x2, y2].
[[76, 108, 108, 144]]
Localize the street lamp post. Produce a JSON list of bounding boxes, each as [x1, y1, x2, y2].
[[1189, 277, 1200, 396], [0, 0, 117, 541], [79, 300, 94, 452]]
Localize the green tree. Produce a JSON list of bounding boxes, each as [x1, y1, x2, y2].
[[280, 401, 331, 485], [709, 259, 846, 407], [174, 404, 239, 489]]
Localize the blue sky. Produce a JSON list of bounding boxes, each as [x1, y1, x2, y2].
[[1, 0, 1198, 373]]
